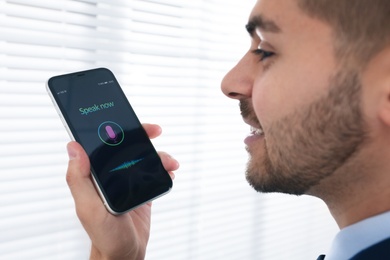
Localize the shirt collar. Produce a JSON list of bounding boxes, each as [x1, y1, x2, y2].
[[326, 210, 390, 260]]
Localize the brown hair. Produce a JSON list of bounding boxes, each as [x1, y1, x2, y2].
[[298, 0, 390, 67]]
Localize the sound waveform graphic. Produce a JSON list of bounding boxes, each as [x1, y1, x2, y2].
[[110, 158, 145, 173]]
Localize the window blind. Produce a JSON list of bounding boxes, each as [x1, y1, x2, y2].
[[0, 0, 338, 259]]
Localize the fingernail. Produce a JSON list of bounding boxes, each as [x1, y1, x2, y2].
[[173, 161, 180, 170], [170, 156, 180, 169], [67, 144, 77, 160]]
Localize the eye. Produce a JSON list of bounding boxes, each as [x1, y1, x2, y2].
[[252, 48, 275, 62]]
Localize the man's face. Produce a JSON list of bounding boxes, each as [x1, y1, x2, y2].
[[221, 0, 367, 195]]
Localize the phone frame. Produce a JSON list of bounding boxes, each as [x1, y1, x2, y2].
[[46, 68, 172, 215]]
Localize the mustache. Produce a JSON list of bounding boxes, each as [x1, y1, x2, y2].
[[240, 99, 262, 127]]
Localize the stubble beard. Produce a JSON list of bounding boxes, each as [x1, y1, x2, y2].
[[243, 70, 367, 195]]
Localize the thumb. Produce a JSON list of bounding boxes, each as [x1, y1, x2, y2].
[[66, 142, 103, 216]]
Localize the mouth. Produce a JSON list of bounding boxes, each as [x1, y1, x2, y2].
[[240, 100, 264, 145], [244, 117, 264, 135], [244, 120, 265, 145], [250, 126, 264, 136]]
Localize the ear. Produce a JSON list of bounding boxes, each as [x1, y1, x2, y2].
[[362, 45, 390, 128]]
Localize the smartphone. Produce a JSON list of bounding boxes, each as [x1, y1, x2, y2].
[[47, 68, 172, 215]]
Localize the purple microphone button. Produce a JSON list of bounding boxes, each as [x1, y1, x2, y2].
[[105, 125, 116, 140], [98, 121, 124, 146]]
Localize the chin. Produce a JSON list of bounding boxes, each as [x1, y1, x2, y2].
[[245, 156, 314, 196]]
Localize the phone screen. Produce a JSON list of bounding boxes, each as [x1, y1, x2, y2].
[[47, 68, 172, 214]]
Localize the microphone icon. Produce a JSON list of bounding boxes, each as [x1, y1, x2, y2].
[[98, 121, 124, 146], [105, 125, 117, 140]]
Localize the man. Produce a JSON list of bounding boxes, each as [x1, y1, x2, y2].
[[66, 0, 390, 259]]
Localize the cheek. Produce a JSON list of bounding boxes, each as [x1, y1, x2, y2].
[[252, 72, 302, 129], [252, 61, 332, 128], [252, 78, 282, 127]]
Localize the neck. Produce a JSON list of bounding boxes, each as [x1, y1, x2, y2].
[[326, 185, 390, 229], [309, 142, 390, 229]]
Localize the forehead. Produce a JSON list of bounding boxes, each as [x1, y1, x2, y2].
[[249, 0, 300, 25], [248, 0, 328, 37], [250, 0, 301, 21]]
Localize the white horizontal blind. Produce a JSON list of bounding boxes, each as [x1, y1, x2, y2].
[[0, 0, 338, 259]]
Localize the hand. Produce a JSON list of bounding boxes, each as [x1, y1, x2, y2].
[[65, 124, 179, 260]]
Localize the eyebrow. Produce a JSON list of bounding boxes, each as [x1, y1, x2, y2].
[[245, 15, 281, 37]]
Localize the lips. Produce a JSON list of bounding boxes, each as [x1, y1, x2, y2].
[[240, 100, 264, 144], [244, 121, 265, 145]]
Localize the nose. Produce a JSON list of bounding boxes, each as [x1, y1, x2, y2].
[[221, 50, 257, 100]]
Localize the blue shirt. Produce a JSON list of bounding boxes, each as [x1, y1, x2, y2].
[[326, 210, 390, 260]]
